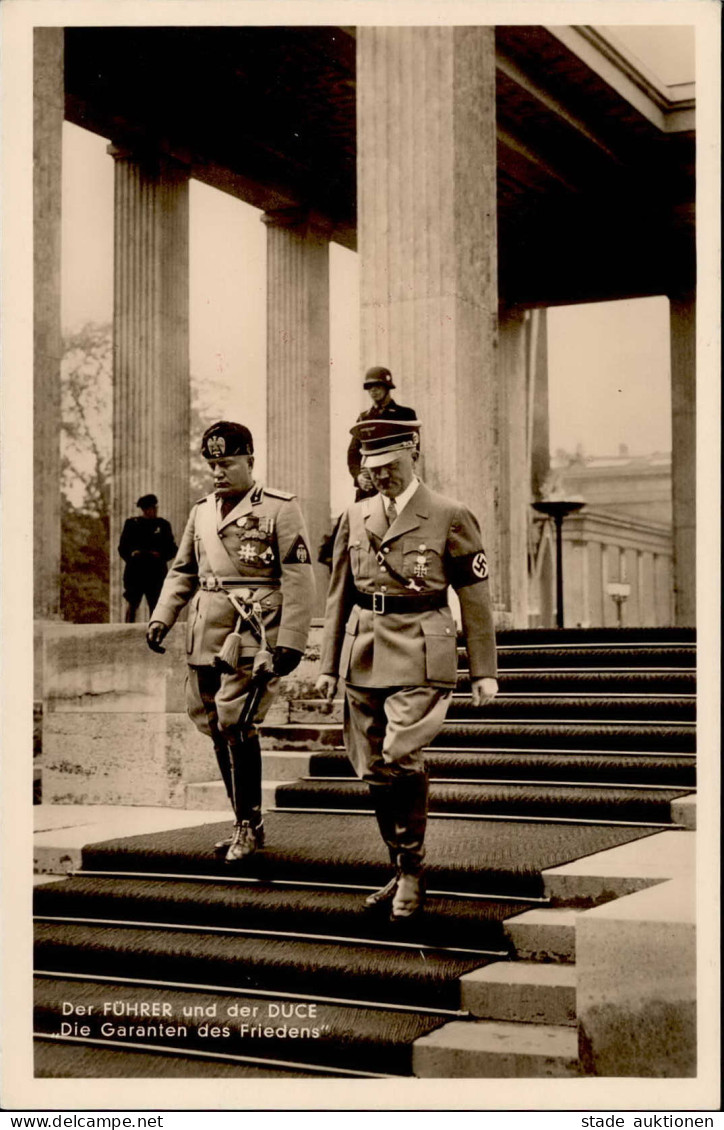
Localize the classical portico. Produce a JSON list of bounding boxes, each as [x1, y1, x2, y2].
[[34, 25, 697, 627]]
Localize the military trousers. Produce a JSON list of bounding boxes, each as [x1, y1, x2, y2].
[[186, 664, 281, 739], [343, 683, 452, 783]]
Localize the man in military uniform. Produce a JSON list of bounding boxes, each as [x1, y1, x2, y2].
[[317, 418, 498, 919], [118, 494, 177, 622], [347, 367, 418, 501], [147, 422, 315, 862]]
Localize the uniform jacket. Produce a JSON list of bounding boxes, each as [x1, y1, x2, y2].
[[347, 399, 418, 486], [151, 484, 315, 666], [118, 517, 177, 564], [320, 481, 497, 688]]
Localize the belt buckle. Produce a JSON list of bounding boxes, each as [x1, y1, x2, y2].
[[372, 591, 385, 615]]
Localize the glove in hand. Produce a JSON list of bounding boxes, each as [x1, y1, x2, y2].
[[146, 621, 169, 653], [273, 646, 303, 676]]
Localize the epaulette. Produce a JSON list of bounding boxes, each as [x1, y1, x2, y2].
[[262, 486, 295, 502], [195, 496, 208, 505]]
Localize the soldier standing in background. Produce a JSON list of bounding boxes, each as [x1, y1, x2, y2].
[[146, 422, 315, 862], [347, 367, 418, 501], [118, 494, 177, 623], [317, 418, 498, 919]]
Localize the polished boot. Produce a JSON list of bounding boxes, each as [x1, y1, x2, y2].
[[224, 732, 265, 863], [225, 808, 265, 862], [212, 739, 236, 850], [390, 772, 428, 921], [365, 781, 399, 907]]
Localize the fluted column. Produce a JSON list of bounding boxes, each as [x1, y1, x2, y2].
[[497, 307, 529, 626], [669, 292, 695, 626], [264, 210, 330, 614], [109, 148, 190, 621], [358, 28, 502, 603], [34, 28, 64, 619]]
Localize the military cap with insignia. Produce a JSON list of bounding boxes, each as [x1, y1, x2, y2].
[[350, 416, 421, 469], [363, 365, 395, 389], [201, 421, 254, 460]]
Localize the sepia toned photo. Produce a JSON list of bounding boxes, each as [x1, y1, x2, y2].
[[1, 0, 720, 1113]]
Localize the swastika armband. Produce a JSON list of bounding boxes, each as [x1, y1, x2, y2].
[[283, 535, 312, 565], [448, 549, 489, 588]]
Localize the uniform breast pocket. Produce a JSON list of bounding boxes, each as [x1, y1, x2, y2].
[[421, 612, 457, 685], [338, 606, 360, 680], [349, 542, 374, 582]]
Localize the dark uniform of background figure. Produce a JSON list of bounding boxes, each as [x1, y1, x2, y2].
[[317, 417, 498, 920], [118, 494, 177, 623], [146, 422, 315, 862], [347, 366, 417, 502]]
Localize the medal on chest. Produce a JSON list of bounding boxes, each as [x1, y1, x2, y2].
[[414, 545, 429, 579], [237, 542, 258, 565]]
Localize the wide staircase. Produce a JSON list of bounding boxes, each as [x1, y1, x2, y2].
[[34, 627, 696, 1078]]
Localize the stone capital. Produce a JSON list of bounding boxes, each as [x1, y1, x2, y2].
[[261, 207, 332, 238], [107, 143, 190, 180]]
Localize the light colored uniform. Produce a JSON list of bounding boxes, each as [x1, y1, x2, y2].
[[152, 483, 315, 736], [320, 480, 496, 780]]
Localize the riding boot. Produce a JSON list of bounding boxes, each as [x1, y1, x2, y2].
[[225, 731, 265, 863], [212, 738, 236, 850], [364, 782, 399, 907], [390, 771, 428, 920]]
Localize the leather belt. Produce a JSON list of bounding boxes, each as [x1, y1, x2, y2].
[[198, 577, 281, 592], [355, 588, 448, 615]]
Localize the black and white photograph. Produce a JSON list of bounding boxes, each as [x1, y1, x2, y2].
[[1, 0, 720, 1113]]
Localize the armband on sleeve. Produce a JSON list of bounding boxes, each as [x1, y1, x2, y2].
[[448, 549, 489, 589]]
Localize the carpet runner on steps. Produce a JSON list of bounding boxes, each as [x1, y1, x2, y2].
[[34, 626, 696, 1077], [33, 876, 530, 951], [307, 750, 696, 787], [34, 816, 660, 1076], [34, 1038, 316, 1078], [75, 813, 660, 897], [34, 979, 443, 1077], [273, 779, 690, 824], [262, 721, 695, 753]]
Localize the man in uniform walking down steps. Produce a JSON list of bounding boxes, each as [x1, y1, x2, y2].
[[146, 421, 315, 862], [316, 417, 498, 920]]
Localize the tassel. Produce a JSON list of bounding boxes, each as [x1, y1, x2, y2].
[[215, 616, 245, 673]]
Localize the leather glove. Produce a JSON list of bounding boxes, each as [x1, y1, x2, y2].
[[146, 621, 169, 653], [273, 646, 303, 676]]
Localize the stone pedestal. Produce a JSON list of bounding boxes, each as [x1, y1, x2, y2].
[[42, 625, 214, 807], [264, 211, 331, 614], [577, 877, 696, 1076], [357, 27, 502, 604], [109, 149, 191, 621], [669, 292, 695, 626], [34, 28, 64, 620]]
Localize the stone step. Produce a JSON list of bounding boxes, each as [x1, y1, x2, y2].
[[184, 752, 312, 810], [412, 1018, 580, 1077], [671, 793, 696, 829], [460, 960, 577, 1026], [503, 908, 577, 963]]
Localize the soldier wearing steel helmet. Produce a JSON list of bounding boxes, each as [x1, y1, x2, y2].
[[317, 417, 498, 920], [347, 366, 418, 501], [146, 422, 315, 863]]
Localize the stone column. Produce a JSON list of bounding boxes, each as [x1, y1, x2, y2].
[[498, 307, 529, 625], [357, 28, 503, 606], [264, 210, 331, 614], [528, 309, 550, 500], [669, 293, 695, 626], [109, 148, 190, 622], [34, 28, 64, 620]]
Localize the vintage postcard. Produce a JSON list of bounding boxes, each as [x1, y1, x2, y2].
[[1, 0, 720, 1113]]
